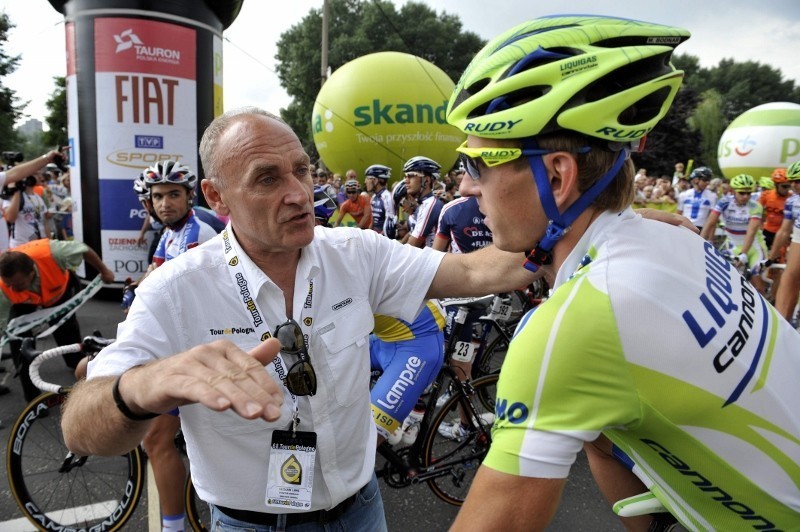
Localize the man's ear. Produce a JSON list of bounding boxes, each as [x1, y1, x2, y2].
[[201, 179, 230, 217], [545, 152, 580, 210]]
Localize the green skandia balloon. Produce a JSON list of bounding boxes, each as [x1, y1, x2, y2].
[[312, 51, 465, 182], [718, 102, 800, 180]]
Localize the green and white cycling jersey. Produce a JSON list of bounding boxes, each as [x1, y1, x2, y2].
[[488, 208, 800, 530]]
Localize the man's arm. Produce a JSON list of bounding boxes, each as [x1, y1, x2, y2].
[[62, 339, 285, 456], [427, 245, 541, 299], [450, 466, 564, 531], [3, 149, 66, 186], [82, 247, 117, 283]]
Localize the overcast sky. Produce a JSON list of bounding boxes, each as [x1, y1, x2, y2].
[[2, 0, 799, 128]]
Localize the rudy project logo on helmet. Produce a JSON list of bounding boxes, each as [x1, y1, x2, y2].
[[113, 28, 181, 65], [463, 119, 523, 134]]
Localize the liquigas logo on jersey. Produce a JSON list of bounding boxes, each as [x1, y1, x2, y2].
[[312, 51, 464, 182]]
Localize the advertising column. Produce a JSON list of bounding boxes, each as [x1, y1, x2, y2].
[[93, 18, 198, 281]]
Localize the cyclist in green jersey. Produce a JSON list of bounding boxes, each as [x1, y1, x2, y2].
[[446, 15, 800, 531]]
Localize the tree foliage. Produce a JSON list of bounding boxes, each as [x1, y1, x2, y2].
[[637, 53, 800, 176], [0, 13, 24, 152], [631, 84, 702, 177], [43, 76, 67, 148], [275, 0, 484, 162]]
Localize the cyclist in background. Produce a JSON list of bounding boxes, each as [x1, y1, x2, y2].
[[316, 185, 445, 446], [700, 174, 767, 294], [366, 164, 396, 236], [431, 176, 494, 438], [677, 166, 717, 232], [767, 160, 800, 322], [403, 157, 444, 247], [445, 15, 800, 531], [137, 160, 218, 532], [760, 169, 790, 251], [333, 179, 372, 229]]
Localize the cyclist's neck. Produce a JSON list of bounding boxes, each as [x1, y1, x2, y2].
[[165, 209, 193, 230]]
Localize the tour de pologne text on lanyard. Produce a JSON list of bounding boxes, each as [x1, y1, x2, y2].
[[221, 228, 320, 511], [220, 227, 315, 408]]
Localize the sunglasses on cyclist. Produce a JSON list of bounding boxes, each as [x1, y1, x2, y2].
[[274, 319, 317, 396], [455, 140, 591, 180]]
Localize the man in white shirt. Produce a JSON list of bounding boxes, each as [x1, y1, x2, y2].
[[61, 107, 536, 530]]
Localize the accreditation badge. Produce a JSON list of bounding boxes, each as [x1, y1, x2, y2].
[[265, 430, 317, 511]]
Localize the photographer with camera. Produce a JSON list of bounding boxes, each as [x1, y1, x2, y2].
[[1, 148, 69, 251]]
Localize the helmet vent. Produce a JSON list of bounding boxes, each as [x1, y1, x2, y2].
[[583, 53, 674, 103]]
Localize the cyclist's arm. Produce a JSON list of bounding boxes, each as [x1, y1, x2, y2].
[[406, 234, 426, 247], [768, 217, 793, 262], [451, 466, 564, 531], [737, 217, 761, 255], [62, 339, 285, 457], [358, 198, 372, 229], [699, 210, 721, 241], [332, 200, 351, 227], [431, 234, 450, 252]]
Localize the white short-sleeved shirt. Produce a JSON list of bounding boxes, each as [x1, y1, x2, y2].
[[89, 225, 444, 512]]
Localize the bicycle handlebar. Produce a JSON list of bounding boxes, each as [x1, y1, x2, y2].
[[29, 343, 83, 394], [28, 335, 115, 394]]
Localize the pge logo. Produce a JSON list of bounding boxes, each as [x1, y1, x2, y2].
[[734, 135, 756, 156], [114, 29, 143, 53]]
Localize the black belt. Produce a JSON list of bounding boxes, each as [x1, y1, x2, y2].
[[216, 491, 359, 526]]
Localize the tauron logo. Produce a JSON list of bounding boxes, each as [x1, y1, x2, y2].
[[114, 29, 143, 53], [113, 28, 181, 65]]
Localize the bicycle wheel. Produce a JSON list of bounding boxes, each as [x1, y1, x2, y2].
[[471, 329, 511, 379], [185, 476, 210, 531], [7, 391, 146, 531], [421, 373, 498, 505]]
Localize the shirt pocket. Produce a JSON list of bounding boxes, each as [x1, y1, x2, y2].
[[208, 365, 293, 435], [317, 300, 373, 407]]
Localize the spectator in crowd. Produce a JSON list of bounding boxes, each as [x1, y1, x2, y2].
[[677, 166, 717, 232], [672, 161, 685, 185], [5, 170, 49, 247]]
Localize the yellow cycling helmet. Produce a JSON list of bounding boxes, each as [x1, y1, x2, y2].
[[787, 161, 800, 181], [730, 174, 756, 192], [446, 15, 690, 142]]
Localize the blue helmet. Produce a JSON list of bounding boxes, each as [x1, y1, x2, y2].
[[403, 156, 441, 179], [314, 186, 337, 224], [689, 166, 713, 181], [391, 181, 407, 211], [365, 164, 391, 181]]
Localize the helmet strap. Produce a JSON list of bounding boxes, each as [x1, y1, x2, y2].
[[522, 137, 628, 273]]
